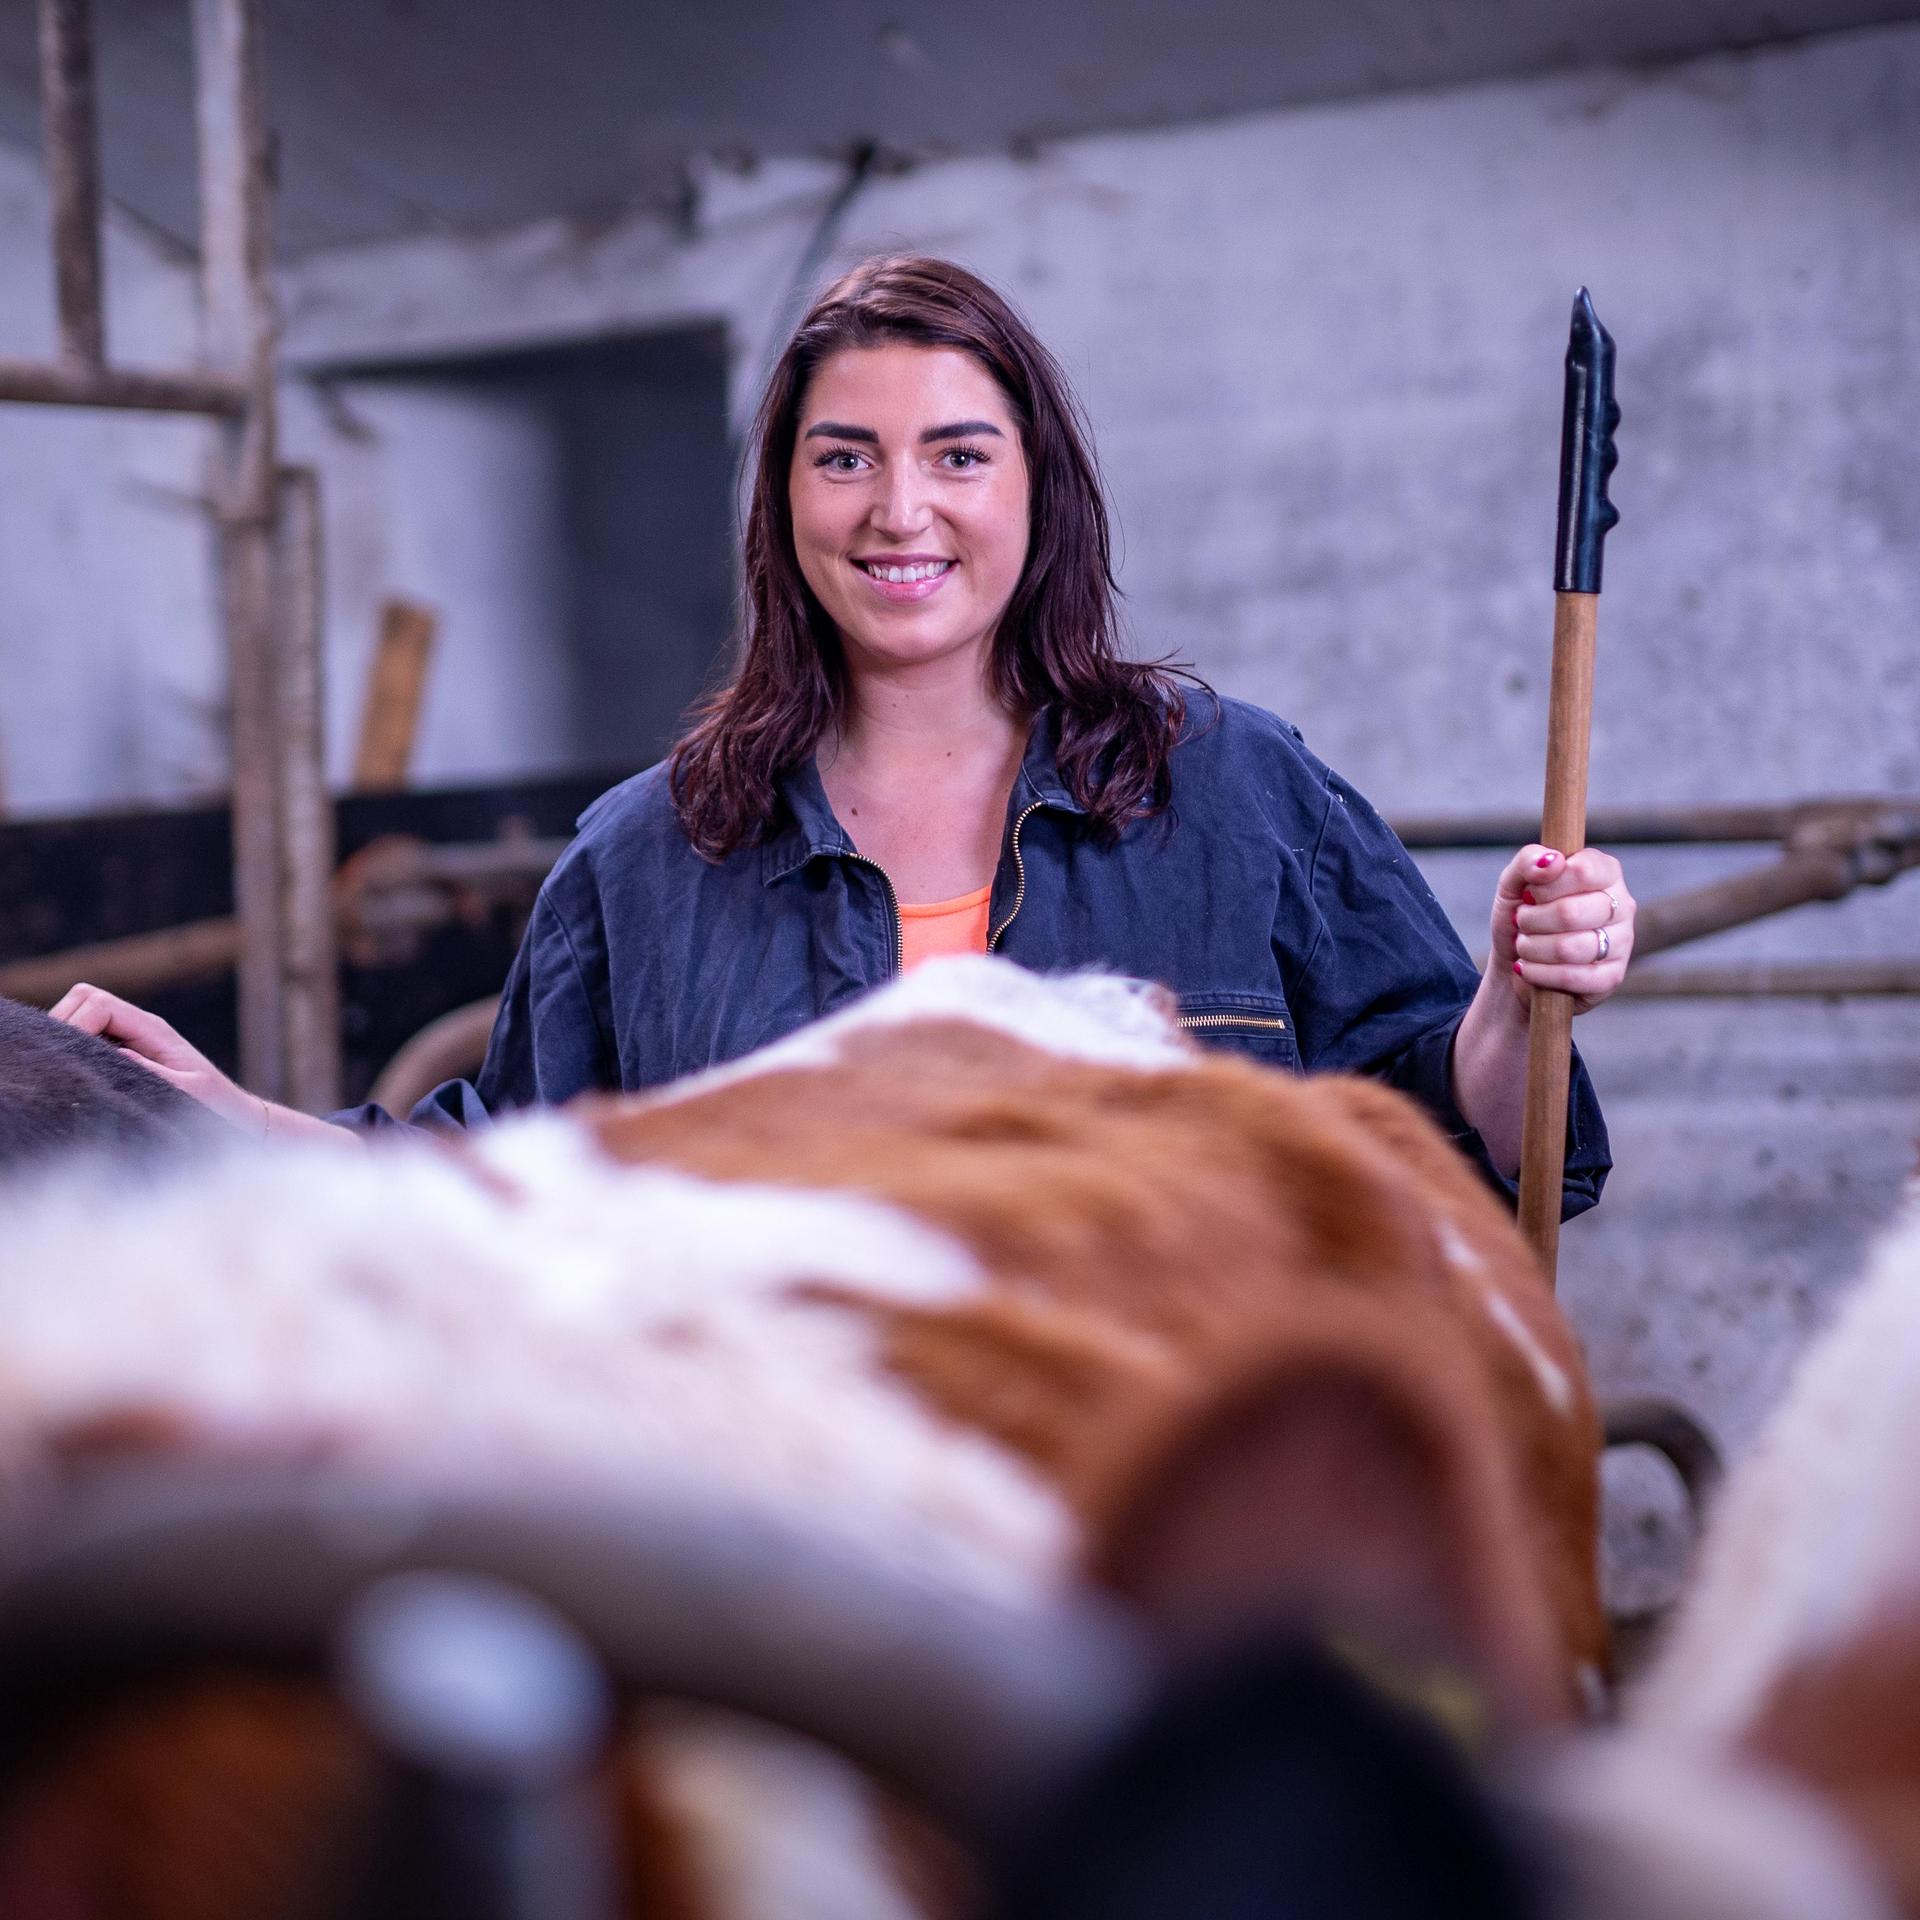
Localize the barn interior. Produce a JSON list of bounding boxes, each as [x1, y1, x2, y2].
[[0, 0, 1918, 1855]]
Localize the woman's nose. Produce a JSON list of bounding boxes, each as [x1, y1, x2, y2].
[[870, 465, 934, 538]]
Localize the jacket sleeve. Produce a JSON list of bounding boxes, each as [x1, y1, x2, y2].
[[332, 868, 616, 1135], [1280, 759, 1611, 1222]]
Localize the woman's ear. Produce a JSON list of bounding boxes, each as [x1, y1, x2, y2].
[[1086, 1330, 1567, 1731]]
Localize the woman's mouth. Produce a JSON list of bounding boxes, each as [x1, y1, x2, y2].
[[852, 557, 956, 601]]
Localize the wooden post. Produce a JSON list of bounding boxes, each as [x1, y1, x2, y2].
[[36, 0, 106, 371], [353, 600, 438, 791], [274, 466, 340, 1110], [1516, 592, 1597, 1280], [192, 0, 289, 1099]]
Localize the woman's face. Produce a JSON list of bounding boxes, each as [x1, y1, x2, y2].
[[789, 343, 1030, 684]]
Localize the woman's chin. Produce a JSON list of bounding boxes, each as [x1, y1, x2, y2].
[[837, 619, 994, 677]]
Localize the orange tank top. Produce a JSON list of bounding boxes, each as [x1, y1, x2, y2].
[[897, 884, 992, 971]]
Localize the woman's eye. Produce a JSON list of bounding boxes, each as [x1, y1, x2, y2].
[[940, 444, 990, 470], [814, 448, 868, 473]]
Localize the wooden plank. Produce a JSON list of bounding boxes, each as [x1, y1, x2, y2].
[[353, 600, 438, 791]]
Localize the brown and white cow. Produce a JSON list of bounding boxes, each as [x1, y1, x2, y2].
[[1522, 1191, 1920, 1920], [0, 956, 1604, 1919]]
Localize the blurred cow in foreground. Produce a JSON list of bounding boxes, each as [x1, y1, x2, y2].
[[1525, 1188, 1920, 1920], [1011, 1190, 1920, 1920], [0, 956, 1604, 1918]]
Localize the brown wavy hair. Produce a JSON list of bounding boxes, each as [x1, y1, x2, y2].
[[669, 253, 1193, 857]]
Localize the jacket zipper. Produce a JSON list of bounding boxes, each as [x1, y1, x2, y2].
[[1177, 1012, 1289, 1034], [842, 852, 903, 977], [987, 801, 1044, 950]]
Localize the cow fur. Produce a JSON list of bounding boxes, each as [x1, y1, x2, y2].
[[0, 996, 214, 1170], [0, 956, 1604, 1919], [1526, 1197, 1920, 1920]]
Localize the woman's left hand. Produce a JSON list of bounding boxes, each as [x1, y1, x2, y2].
[[1488, 844, 1635, 1015]]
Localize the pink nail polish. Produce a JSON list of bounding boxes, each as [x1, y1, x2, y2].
[[1512, 961, 1523, 974], [1521, 889, 1536, 906], [1535, 854, 1554, 869]]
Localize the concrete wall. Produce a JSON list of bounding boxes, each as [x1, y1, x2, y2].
[[4, 26, 1918, 1585], [0, 141, 222, 815]]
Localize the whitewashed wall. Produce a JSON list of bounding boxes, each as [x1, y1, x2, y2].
[[0, 141, 221, 815]]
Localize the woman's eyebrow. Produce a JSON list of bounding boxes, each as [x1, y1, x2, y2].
[[800, 419, 1005, 444], [919, 419, 1004, 442]]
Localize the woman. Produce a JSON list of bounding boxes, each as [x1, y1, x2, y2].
[[55, 255, 1632, 1213]]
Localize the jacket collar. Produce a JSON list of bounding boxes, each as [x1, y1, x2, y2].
[[760, 707, 1084, 886]]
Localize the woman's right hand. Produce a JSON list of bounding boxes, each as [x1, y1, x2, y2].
[[49, 983, 267, 1135]]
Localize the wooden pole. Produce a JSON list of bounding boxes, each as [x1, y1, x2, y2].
[[36, 0, 106, 371], [1517, 287, 1618, 1287], [1516, 591, 1598, 1280], [192, 0, 288, 1098], [273, 466, 341, 1109]]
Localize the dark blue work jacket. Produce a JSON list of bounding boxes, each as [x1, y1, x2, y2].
[[373, 695, 1609, 1220]]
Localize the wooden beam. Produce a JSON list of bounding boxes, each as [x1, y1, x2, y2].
[[0, 358, 249, 414]]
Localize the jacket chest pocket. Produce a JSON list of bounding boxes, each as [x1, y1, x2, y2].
[[1175, 991, 1298, 1070]]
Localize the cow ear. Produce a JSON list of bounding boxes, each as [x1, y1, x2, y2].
[[1087, 1341, 1562, 1729]]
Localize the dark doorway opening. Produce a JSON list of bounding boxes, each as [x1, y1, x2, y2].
[[333, 323, 734, 780]]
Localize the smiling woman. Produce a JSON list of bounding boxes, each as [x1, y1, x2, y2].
[[55, 255, 1630, 1221]]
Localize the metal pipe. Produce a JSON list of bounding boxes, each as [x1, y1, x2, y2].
[[1616, 960, 1920, 998], [1635, 835, 1920, 958], [0, 1465, 1146, 1843], [0, 357, 249, 414], [0, 918, 240, 1008], [35, 0, 106, 370], [1387, 798, 1919, 849], [273, 466, 340, 1110], [0, 837, 562, 1012], [193, 0, 287, 1099], [369, 997, 499, 1114]]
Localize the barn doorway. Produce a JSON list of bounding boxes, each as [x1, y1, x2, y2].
[[323, 323, 734, 785]]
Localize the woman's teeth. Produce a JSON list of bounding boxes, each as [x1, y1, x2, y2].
[[861, 560, 953, 583]]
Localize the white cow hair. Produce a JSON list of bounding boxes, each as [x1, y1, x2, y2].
[[1629, 1204, 1920, 1742], [0, 1109, 1073, 1615], [643, 1709, 925, 1920], [647, 954, 1193, 1108], [1530, 1739, 1900, 1920]]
